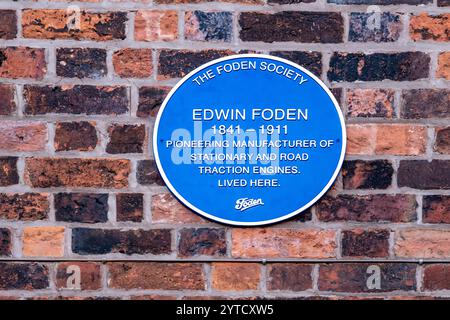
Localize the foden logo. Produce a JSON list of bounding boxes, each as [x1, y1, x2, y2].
[[235, 198, 264, 211]]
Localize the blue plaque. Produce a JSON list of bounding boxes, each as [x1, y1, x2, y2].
[[154, 54, 346, 226]]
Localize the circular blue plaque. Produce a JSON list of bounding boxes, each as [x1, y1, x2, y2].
[[154, 54, 346, 226]]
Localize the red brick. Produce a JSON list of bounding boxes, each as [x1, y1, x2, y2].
[[113, 49, 152, 78], [178, 228, 226, 257], [56, 262, 101, 290], [22, 10, 127, 40], [211, 263, 260, 291], [0, 121, 47, 152], [267, 264, 313, 291], [410, 13, 450, 41], [0, 193, 49, 221], [22, 226, 65, 257], [437, 52, 450, 80], [0, 47, 46, 79], [342, 160, 394, 190], [423, 264, 450, 291], [434, 127, 450, 154], [151, 193, 205, 223], [55, 122, 97, 152], [0, 84, 16, 115], [232, 228, 337, 258], [346, 89, 395, 118], [25, 158, 131, 188], [423, 195, 450, 224], [341, 229, 390, 258], [0, 11, 17, 39], [108, 262, 205, 290], [395, 229, 450, 258], [135, 11, 178, 41]]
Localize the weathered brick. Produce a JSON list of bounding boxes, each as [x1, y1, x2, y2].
[[437, 52, 450, 80], [158, 49, 233, 79], [72, 228, 171, 255], [0, 121, 47, 152], [56, 48, 107, 79], [106, 124, 146, 154], [239, 12, 343, 43], [435, 127, 450, 154], [318, 263, 416, 292], [347, 124, 427, 155], [135, 10, 178, 41], [401, 89, 450, 119], [438, 0, 450, 5], [151, 193, 204, 223], [22, 10, 127, 40], [212, 263, 260, 291], [24, 85, 129, 115], [0, 47, 46, 79], [116, 193, 143, 222], [113, 49, 152, 78], [328, 52, 430, 82], [0, 193, 49, 221], [0, 11, 17, 39], [269, 0, 315, 3], [410, 13, 450, 41], [156, 0, 262, 3], [137, 160, 164, 186], [185, 11, 232, 42], [178, 228, 226, 257], [349, 12, 402, 42], [269, 51, 322, 77], [395, 229, 450, 258], [423, 265, 450, 290], [398, 160, 450, 189], [0, 157, 18, 186], [0, 84, 16, 115], [23, 226, 65, 257], [267, 264, 313, 291], [423, 195, 450, 224], [0, 263, 49, 290], [25, 158, 131, 188], [232, 229, 337, 258], [317, 195, 417, 222], [329, 0, 430, 3], [56, 262, 101, 290], [55, 122, 98, 152], [137, 86, 170, 117], [346, 89, 395, 118], [108, 262, 205, 290], [0, 229, 11, 256], [342, 229, 390, 258], [55, 193, 108, 223], [343, 160, 394, 189]]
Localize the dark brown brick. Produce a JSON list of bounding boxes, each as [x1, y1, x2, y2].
[[55, 122, 98, 152], [239, 12, 343, 43], [0, 11, 17, 39], [328, 0, 431, 3], [423, 265, 450, 291], [318, 263, 416, 292], [137, 160, 164, 186], [435, 127, 450, 154], [72, 228, 171, 255], [116, 193, 144, 222], [0, 157, 19, 186], [158, 49, 233, 79], [137, 86, 170, 118], [106, 124, 146, 154], [56, 48, 107, 79], [342, 160, 394, 189], [23, 85, 129, 115], [55, 193, 108, 223], [0, 229, 11, 256], [269, 51, 322, 77], [0, 84, 16, 115], [401, 89, 450, 119], [423, 195, 450, 224], [316, 195, 417, 222], [269, 0, 315, 3], [178, 228, 227, 257], [328, 52, 430, 82], [0, 193, 49, 221], [0, 263, 49, 290], [438, 0, 450, 5], [25, 158, 130, 189], [108, 262, 205, 290], [56, 262, 101, 290], [0, 47, 46, 79], [267, 264, 313, 291], [398, 160, 450, 189], [342, 229, 390, 258]]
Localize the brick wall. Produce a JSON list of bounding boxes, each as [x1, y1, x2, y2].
[[0, 0, 449, 300]]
